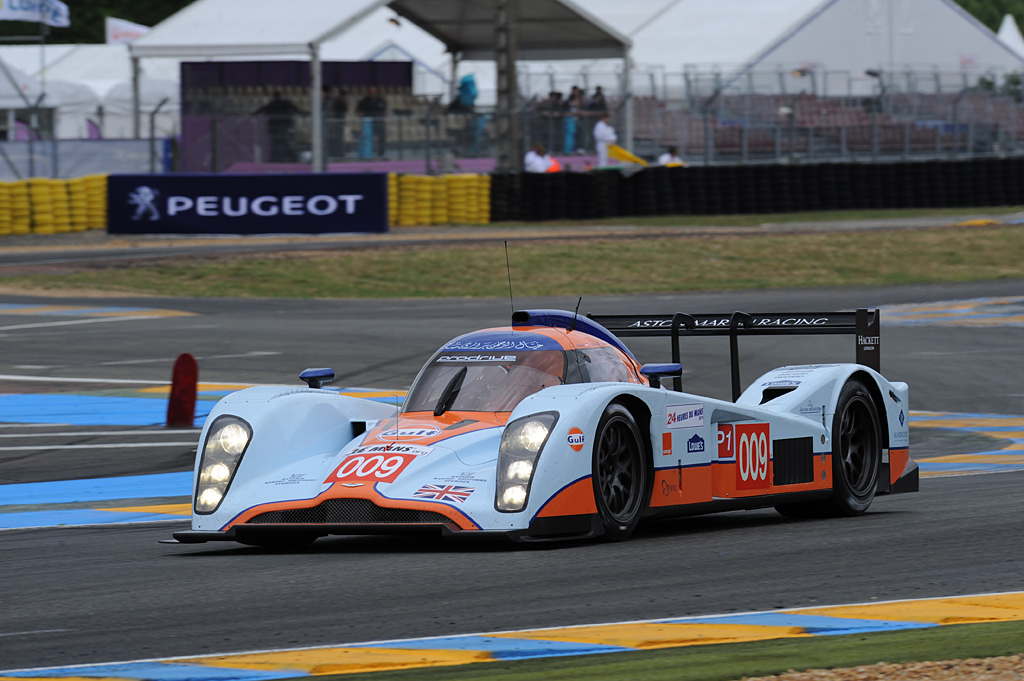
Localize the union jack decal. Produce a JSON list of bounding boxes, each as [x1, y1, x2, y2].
[[413, 484, 475, 503]]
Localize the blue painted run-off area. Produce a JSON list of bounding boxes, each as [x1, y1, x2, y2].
[[0, 395, 213, 427]]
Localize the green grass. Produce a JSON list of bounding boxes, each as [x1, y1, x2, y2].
[[5, 224, 1023, 299], [316, 620, 1024, 681]]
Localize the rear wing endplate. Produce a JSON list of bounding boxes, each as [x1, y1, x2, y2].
[[588, 309, 880, 400]]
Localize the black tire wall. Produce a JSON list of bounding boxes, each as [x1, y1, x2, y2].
[[492, 158, 1024, 221]]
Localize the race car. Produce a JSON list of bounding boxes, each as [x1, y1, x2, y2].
[[172, 308, 917, 548]]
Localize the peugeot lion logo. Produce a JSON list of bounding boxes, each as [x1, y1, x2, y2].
[[128, 186, 160, 221]]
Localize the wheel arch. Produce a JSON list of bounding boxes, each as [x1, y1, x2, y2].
[[847, 369, 889, 451], [609, 393, 656, 501], [610, 394, 653, 457]]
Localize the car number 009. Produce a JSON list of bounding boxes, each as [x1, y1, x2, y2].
[[734, 423, 771, 490], [329, 453, 414, 484], [738, 431, 768, 482]]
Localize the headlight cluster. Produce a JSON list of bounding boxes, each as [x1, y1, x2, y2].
[[194, 415, 252, 514], [495, 412, 558, 512]]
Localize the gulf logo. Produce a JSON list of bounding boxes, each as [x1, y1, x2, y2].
[[567, 427, 586, 451], [377, 424, 442, 441]]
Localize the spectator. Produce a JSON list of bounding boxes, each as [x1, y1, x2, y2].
[[322, 86, 348, 160], [593, 112, 616, 167], [524, 143, 552, 173], [657, 145, 685, 166], [587, 85, 608, 114], [254, 91, 302, 163], [356, 86, 388, 157], [564, 85, 585, 153]]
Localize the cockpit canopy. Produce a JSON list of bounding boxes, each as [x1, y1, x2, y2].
[[402, 329, 638, 414]]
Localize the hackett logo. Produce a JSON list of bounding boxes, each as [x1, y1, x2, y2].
[[858, 335, 880, 345]]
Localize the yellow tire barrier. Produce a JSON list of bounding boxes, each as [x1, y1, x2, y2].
[[391, 172, 492, 227], [0, 173, 109, 237]]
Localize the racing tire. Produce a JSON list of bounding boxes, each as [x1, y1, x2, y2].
[[592, 403, 649, 541], [776, 378, 881, 518]]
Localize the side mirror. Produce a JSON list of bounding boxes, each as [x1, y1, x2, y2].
[[640, 363, 682, 389], [299, 367, 335, 389]]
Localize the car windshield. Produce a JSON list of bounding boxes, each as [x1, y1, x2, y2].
[[403, 350, 567, 413]]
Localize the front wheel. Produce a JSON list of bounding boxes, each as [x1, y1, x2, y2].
[[592, 403, 649, 541]]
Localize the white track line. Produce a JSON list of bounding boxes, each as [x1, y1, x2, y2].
[[0, 629, 73, 639], [0, 374, 170, 385], [0, 316, 158, 331], [0, 442, 197, 451], [100, 351, 282, 366]]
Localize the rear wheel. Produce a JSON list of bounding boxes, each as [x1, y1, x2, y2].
[[592, 403, 648, 541], [776, 378, 880, 518], [829, 379, 881, 515]]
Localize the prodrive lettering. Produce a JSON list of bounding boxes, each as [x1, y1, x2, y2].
[[166, 194, 364, 218]]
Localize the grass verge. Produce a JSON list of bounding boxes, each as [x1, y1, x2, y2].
[[3, 225, 1023, 299], [318, 620, 1024, 681]]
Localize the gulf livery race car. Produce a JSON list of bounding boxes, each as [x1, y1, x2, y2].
[[172, 308, 917, 548]]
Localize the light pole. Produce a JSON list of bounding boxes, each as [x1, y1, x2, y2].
[[865, 69, 885, 162]]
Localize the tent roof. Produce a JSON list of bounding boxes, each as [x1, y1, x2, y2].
[[998, 13, 1024, 58], [567, 0, 826, 68], [131, 0, 630, 61]]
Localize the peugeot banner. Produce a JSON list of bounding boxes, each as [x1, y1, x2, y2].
[[107, 174, 388, 235]]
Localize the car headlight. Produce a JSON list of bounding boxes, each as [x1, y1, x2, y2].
[[194, 415, 252, 515], [495, 412, 558, 512]]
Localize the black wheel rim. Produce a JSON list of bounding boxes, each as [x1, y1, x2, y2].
[[839, 395, 878, 496], [597, 416, 643, 523]]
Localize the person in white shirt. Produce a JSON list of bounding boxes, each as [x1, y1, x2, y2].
[[657, 145, 685, 166], [593, 113, 617, 167], [524, 143, 552, 173]]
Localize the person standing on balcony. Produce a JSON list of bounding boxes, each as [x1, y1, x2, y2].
[[593, 112, 616, 167], [322, 86, 348, 160], [254, 91, 302, 163], [357, 86, 388, 158]]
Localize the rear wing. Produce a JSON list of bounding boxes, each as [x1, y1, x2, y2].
[[588, 309, 880, 400]]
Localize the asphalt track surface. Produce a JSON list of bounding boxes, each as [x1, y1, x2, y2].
[[1, 279, 1023, 670]]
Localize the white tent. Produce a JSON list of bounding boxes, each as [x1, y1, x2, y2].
[[0, 44, 180, 138], [40, 80, 101, 138], [997, 14, 1024, 59], [130, 0, 632, 169], [458, 0, 1024, 102]]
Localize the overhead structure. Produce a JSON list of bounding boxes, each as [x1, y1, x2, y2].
[[130, 0, 631, 172]]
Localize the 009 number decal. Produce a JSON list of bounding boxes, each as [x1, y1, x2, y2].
[[735, 423, 771, 490], [328, 453, 415, 484]]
